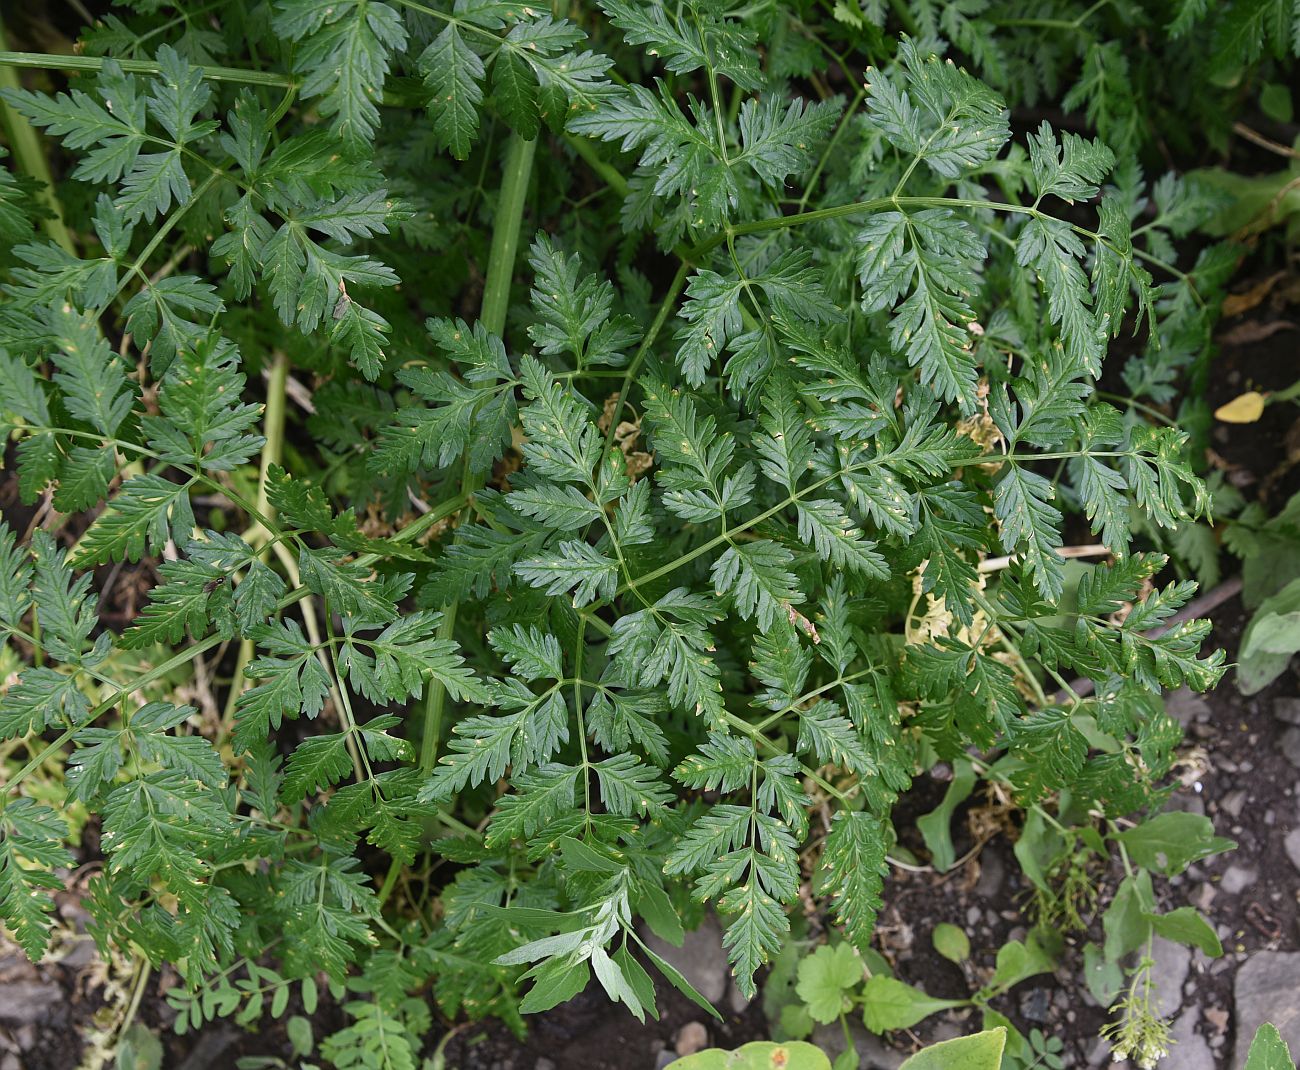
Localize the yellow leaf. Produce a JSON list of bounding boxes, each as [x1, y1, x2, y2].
[[1215, 391, 1267, 423]]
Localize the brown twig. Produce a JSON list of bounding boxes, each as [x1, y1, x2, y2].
[[1233, 121, 1300, 160]]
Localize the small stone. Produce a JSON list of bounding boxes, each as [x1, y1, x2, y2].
[[0, 983, 60, 1024], [535, 1060, 556, 1070], [58, 939, 98, 969], [1281, 727, 1300, 769], [813, 1022, 906, 1070], [974, 852, 1004, 898], [1286, 829, 1300, 874], [1195, 882, 1217, 911], [966, 906, 981, 927], [0, 954, 37, 985], [927, 1020, 962, 1044], [726, 980, 752, 1014], [675, 1022, 709, 1057], [642, 914, 728, 1004], [1167, 687, 1212, 725], [1232, 951, 1300, 1066], [1204, 1006, 1229, 1034], [655, 1052, 677, 1070], [1275, 698, 1300, 725], [1019, 988, 1051, 1024], [1220, 789, 1247, 819], [1165, 790, 1206, 817], [1169, 1009, 1214, 1070], [1148, 937, 1190, 1018], [1221, 865, 1256, 895]]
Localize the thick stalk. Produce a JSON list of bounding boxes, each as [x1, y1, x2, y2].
[[479, 133, 538, 337], [0, 50, 294, 87], [0, 23, 74, 255], [255, 352, 290, 525], [221, 351, 290, 732], [417, 131, 536, 780], [382, 132, 536, 910]]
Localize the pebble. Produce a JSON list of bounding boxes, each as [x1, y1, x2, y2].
[[1281, 727, 1300, 769], [57, 939, 98, 970], [726, 980, 752, 1014], [1286, 828, 1300, 874], [1169, 1009, 1214, 1070], [1019, 988, 1050, 1023], [1275, 698, 1300, 725], [1204, 1006, 1229, 1035], [535, 1060, 556, 1070], [1221, 865, 1256, 895], [641, 914, 728, 1004], [1220, 789, 1247, 818], [966, 906, 981, 927], [1232, 951, 1300, 1067], [813, 1022, 905, 1070], [176, 1026, 239, 1070], [674, 1022, 708, 1057], [1166, 687, 1212, 725], [0, 983, 59, 1025], [974, 852, 1004, 898], [1166, 790, 1206, 817], [1148, 938, 1190, 1018]]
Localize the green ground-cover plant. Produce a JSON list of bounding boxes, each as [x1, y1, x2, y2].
[[673, 1023, 1298, 1070], [0, 1, 1294, 1065], [761, 804, 1232, 1067]]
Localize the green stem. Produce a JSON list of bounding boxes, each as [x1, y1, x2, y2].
[[104, 171, 221, 313], [256, 352, 290, 526], [566, 134, 629, 199], [693, 194, 1185, 287], [0, 25, 75, 255], [480, 133, 538, 337], [601, 259, 691, 453], [222, 352, 290, 732], [1095, 391, 1174, 425], [417, 132, 536, 781], [574, 616, 592, 829], [723, 712, 850, 803], [886, 0, 920, 36], [0, 49, 295, 87]]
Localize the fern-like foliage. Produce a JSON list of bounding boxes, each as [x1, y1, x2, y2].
[[0, 0, 1246, 1056]]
